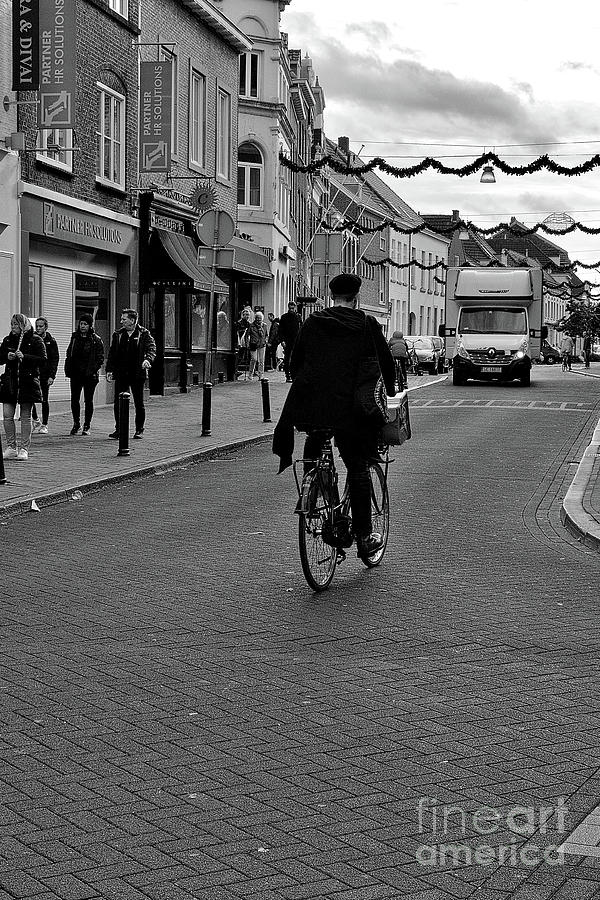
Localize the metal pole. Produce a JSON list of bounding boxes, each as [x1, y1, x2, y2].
[[0, 433, 7, 485], [260, 377, 272, 423], [201, 382, 212, 436], [118, 392, 130, 456]]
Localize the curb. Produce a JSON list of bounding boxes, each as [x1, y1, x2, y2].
[[561, 419, 600, 552], [0, 432, 273, 521]]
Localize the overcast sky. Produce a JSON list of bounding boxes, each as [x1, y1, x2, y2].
[[281, 0, 600, 272]]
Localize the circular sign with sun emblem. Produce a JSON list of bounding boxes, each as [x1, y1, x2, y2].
[[189, 184, 217, 212]]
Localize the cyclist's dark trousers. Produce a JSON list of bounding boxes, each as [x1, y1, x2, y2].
[[303, 429, 377, 538], [32, 376, 51, 425], [70, 376, 98, 427], [114, 375, 146, 433], [395, 358, 407, 388]]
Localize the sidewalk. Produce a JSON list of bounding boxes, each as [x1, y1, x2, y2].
[[561, 363, 600, 551], [2, 367, 600, 553]]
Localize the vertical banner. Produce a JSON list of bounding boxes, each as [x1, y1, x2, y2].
[[12, 0, 40, 91], [38, 0, 77, 128], [139, 60, 172, 173]]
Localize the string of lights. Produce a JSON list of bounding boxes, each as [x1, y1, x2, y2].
[[319, 216, 600, 238]]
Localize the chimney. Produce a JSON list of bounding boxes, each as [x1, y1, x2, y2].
[[452, 209, 460, 221], [338, 136, 350, 154]]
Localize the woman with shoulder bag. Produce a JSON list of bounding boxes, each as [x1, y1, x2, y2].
[[0, 313, 47, 461], [64, 313, 105, 435]]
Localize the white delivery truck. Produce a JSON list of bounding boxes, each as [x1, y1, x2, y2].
[[440, 267, 546, 387]]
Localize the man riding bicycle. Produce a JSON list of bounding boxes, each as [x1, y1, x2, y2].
[[273, 273, 397, 557], [560, 333, 574, 371]]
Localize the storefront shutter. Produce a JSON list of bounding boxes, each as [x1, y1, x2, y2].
[[42, 266, 73, 401]]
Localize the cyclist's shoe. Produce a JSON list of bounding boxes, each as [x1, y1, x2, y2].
[[356, 532, 384, 556]]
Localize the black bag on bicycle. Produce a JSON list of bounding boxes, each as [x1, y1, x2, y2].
[[353, 317, 388, 428]]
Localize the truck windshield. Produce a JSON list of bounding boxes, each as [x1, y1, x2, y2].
[[458, 307, 527, 335]]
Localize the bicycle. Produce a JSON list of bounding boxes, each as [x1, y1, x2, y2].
[[293, 431, 390, 591], [561, 351, 570, 372]]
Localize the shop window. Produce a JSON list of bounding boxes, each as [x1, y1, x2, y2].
[[36, 129, 73, 173], [216, 87, 231, 182], [75, 274, 112, 361], [189, 68, 206, 170], [191, 293, 209, 350], [237, 142, 263, 208], [96, 83, 125, 190], [25, 266, 41, 319], [215, 295, 232, 350], [164, 292, 179, 349]]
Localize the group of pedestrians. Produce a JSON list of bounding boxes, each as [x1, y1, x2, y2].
[[1, 308, 156, 461], [235, 301, 303, 381]]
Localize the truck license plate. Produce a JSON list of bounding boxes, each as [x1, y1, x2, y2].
[[481, 366, 502, 373]]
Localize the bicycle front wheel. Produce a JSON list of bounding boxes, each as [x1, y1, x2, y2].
[[298, 471, 338, 591], [359, 462, 390, 568]]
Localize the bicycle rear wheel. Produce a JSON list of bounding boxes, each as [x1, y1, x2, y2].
[[359, 462, 390, 568], [298, 470, 338, 591]]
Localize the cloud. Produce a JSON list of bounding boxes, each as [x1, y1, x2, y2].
[[345, 20, 393, 45], [560, 60, 597, 72]]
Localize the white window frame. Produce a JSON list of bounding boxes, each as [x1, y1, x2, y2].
[[36, 128, 73, 173], [160, 46, 179, 159], [189, 66, 206, 171], [96, 83, 125, 190], [216, 85, 232, 183], [238, 144, 263, 208], [239, 51, 260, 99], [108, 0, 128, 17]]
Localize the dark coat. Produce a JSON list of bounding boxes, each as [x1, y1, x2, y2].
[[388, 332, 409, 359], [0, 329, 46, 404], [278, 310, 302, 345], [64, 330, 104, 379], [273, 307, 396, 471], [106, 324, 157, 379], [40, 331, 60, 379]]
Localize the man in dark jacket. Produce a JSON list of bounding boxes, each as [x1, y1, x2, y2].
[[31, 317, 60, 434], [273, 273, 396, 556], [277, 300, 302, 381], [106, 308, 156, 439], [64, 313, 105, 435]]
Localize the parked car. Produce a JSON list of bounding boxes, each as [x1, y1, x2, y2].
[[591, 343, 600, 362], [539, 340, 561, 364], [406, 336, 444, 374]]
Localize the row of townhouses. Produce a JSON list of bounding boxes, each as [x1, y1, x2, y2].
[[0, 0, 580, 407]]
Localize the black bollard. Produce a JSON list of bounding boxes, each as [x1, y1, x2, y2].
[[118, 391, 130, 456], [0, 433, 6, 485], [201, 382, 212, 436], [260, 377, 272, 423]]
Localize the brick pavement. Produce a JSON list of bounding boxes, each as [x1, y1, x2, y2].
[[1, 370, 600, 900], [0, 371, 443, 520]]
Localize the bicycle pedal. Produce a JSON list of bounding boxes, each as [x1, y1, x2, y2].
[[336, 550, 346, 564]]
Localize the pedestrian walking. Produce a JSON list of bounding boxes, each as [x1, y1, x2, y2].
[[31, 317, 59, 434], [247, 311, 268, 379], [265, 313, 280, 371], [64, 313, 105, 435], [106, 308, 156, 439], [278, 300, 302, 382], [0, 313, 46, 461], [583, 333, 592, 369], [236, 307, 254, 379], [388, 330, 409, 389], [560, 333, 575, 370]]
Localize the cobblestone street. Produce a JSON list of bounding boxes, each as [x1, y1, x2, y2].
[[1, 368, 600, 900]]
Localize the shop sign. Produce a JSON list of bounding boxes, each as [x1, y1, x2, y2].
[[150, 211, 185, 233], [139, 61, 172, 173], [42, 202, 124, 247], [38, 0, 77, 128], [12, 0, 39, 91]]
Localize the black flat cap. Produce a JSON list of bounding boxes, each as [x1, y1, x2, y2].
[[329, 273, 362, 297]]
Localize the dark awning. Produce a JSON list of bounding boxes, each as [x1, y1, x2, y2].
[[223, 236, 273, 280], [155, 229, 228, 292]]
